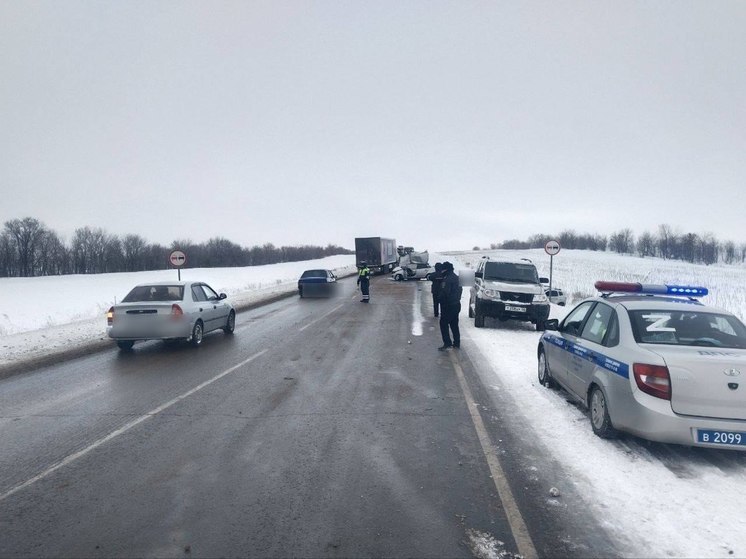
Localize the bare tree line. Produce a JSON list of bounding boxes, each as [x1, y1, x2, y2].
[[495, 224, 746, 265], [0, 217, 353, 278]]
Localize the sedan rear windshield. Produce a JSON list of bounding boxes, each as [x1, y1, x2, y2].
[[122, 285, 184, 302], [301, 270, 327, 278], [629, 310, 746, 349], [483, 262, 539, 284]]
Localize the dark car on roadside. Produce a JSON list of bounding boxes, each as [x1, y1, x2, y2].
[[298, 269, 338, 298]]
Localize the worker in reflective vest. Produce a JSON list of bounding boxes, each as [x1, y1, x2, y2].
[[357, 262, 371, 303]]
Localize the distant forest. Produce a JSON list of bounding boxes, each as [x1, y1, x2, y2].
[[488, 225, 746, 266], [3, 217, 745, 279], [0, 217, 353, 278]]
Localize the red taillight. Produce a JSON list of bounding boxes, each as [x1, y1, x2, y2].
[[633, 363, 671, 400], [106, 306, 114, 326], [170, 304, 184, 319]]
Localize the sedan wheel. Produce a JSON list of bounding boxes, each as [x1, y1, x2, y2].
[[590, 385, 616, 439], [537, 348, 556, 388], [117, 340, 134, 351], [223, 310, 236, 334], [190, 320, 204, 347]]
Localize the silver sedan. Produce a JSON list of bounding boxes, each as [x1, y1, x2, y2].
[[537, 281, 746, 450], [107, 281, 235, 350]]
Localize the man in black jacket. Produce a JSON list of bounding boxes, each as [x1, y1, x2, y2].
[[429, 262, 444, 317], [437, 261, 461, 350]]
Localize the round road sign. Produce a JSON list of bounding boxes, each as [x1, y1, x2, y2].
[[544, 240, 561, 256], [169, 250, 187, 267]]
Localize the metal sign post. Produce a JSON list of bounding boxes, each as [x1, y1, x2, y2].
[[544, 240, 561, 300], [169, 250, 187, 280]]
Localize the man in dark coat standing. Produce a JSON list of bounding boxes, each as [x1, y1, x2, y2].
[[437, 261, 461, 350], [429, 262, 444, 317]]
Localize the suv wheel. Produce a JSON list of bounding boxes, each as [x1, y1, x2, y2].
[[474, 300, 485, 328]]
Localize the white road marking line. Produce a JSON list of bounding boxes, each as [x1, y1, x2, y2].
[[448, 351, 539, 559], [411, 286, 424, 336], [0, 350, 268, 503], [299, 303, 344, 332]]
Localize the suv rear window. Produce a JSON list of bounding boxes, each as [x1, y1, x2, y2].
[[629, 310, 746, 349], [483, 262, 539, 283]]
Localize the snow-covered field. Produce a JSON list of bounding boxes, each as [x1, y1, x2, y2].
[[3, 249, 746, 557]]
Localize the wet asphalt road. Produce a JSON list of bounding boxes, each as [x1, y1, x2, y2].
[[0, 276, 620, 558]]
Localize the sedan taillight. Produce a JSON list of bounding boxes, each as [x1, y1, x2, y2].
[[633, 363, 671, 400], [106, 306, 114, 326], [170, 304, 184, 320]]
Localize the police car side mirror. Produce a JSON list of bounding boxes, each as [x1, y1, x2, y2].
[[475, 271, 483, 279], [544, 318, 559, 330]]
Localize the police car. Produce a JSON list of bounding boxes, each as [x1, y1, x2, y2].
[[537, 281, 746, 450]]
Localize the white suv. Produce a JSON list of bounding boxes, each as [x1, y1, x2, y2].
[[468, 257, 550, 330], [545, 287, 567, 306]]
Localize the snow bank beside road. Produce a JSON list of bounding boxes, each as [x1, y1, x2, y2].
[[0, 255, 356, 373]]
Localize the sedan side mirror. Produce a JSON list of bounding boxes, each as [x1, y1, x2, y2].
[[544, 318, 559, 330], [540, 277, 549, 284], [219, 293, 227, 300], [474, 271, 483, 279]]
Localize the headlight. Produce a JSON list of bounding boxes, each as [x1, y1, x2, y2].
[[534, 291, 549, 303], [482, 289, 501, 300]]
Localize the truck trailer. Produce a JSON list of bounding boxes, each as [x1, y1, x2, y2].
[[354, 237, 398, 274]]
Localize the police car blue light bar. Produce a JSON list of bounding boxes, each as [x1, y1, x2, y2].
[[594, 281, 708, 297]]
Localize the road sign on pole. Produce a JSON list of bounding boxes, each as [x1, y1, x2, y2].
[[169, 250, 186, 280], [544, 240, 561, 256], [544, 240, 560, 300]]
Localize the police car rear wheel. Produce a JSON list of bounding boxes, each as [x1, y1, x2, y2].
[[590, 385, 616, 439]]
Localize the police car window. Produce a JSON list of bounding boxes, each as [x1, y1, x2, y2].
[[604, 312, 620, 347], [580, 303, 614, 345], [629, 310, 746, 349], [561, 302, 594, 336]]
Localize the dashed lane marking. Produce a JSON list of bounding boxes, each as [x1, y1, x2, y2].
[[0, 350, 268, 503], [299, 303, 344, 332]]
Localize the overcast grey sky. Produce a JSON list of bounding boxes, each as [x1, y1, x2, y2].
[[1, 1, 745, 252]]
